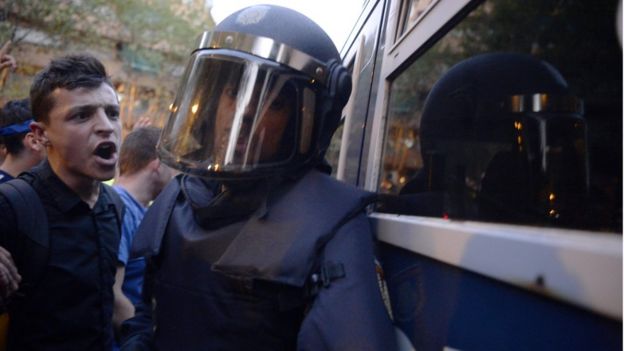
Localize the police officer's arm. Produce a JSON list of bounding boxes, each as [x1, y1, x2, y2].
[[297, 214, 398, 351], [113, 204, 138, 337], [120, 179, 178, 351], [120, 299, 154, 351], [113, 265, 135, 335], [119, 257, 155, 351]]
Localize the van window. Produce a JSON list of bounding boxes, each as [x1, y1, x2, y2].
[[396, 0, 437, 39], [378, 0, 622, 232]]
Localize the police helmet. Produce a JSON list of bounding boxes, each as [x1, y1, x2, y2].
[[158, 5, 351, 179], [416, 52, 588, 226]]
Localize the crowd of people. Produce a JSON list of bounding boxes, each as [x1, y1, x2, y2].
[[0, 5, 398, 351]]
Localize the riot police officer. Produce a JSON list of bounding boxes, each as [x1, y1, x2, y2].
[[120, 5, 397, 351]]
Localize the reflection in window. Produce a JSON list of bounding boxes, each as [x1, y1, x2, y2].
[[379, 0, 622, 232], [326, 123, 344, 177], [397, 0, 436, 39], [379, 82, 425, 194]]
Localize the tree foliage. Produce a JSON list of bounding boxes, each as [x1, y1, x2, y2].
[[1, 0, 215, 70], [0, 0, 215, 122]]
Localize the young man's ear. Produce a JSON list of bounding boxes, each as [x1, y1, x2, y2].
[[148, 158, 161, 173], [30, 121, 49, 147], [24, 132, 44, 151]]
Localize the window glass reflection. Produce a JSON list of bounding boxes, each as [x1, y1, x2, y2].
[[379, 0, 622, 232], [398, 0, 436, 38]]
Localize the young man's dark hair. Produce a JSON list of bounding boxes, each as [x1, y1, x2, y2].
[[0, 98, 32, 155], [30, 54, 113, 123], [0, 53, 123, 351]]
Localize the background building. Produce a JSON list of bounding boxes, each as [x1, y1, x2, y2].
[[0, 0, 215, 136]]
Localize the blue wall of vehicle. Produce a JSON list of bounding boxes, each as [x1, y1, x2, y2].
[[380, 243, 622, 350]]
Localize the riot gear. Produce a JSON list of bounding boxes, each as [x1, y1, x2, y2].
[[119, 7, 398, 351], [158, 5, 351, 179], [416, 53, 588, 226]]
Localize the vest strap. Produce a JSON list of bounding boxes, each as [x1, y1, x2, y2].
[[307, 261, 345, 297]]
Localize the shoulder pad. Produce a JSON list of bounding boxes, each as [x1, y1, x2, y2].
[[212, 170, 375, 287], [130, 177, 182, 258]]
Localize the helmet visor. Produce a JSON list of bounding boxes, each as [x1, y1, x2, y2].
[[159, 50, 317, 177]]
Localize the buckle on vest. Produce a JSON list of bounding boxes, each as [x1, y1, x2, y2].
[[308, 261, 345, 296]]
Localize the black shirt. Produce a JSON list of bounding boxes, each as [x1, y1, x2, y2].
[[0, 160, 121, 351]]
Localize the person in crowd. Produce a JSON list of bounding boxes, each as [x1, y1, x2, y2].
[[0, 40, 18, 168], [0, 40, 16, 73], [112, 126, 176, 339], [0, 98, 46, 183], [120, 5, 397, 350], [0, 54, 123, 351]]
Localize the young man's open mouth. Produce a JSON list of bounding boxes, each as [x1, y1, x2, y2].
[[93, 141, 118, 166]]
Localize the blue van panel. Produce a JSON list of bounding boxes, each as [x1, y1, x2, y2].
[[379, 242, 622, 350]]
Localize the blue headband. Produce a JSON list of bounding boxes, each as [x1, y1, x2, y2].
[[0, 119, 33, 137]]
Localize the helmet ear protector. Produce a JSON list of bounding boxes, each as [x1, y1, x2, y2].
[[315, 59, 352, 158], [327, 58, 352, 107]]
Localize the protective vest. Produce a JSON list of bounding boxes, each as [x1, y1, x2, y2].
[[131, 170, 375, 350]]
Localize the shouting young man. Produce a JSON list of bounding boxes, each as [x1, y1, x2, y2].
[[0, 54, 123, 351]]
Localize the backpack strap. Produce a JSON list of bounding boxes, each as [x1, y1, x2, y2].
[[0, 179, 49, 247], [0, 178, 49, 295], [102, 184, 125, 231]]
